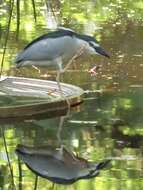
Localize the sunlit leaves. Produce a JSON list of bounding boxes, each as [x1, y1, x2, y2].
[[133, 1, 143, 9]]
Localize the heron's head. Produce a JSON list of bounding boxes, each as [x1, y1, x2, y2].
[[76, 34, 110, 58]]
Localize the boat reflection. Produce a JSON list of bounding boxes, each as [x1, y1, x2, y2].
[[16, 144, 110, 185]]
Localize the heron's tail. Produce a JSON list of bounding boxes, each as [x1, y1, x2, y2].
[[15, 51, 24, 68], [15, 61, 23, 68]]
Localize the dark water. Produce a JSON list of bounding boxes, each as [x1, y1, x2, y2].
[[0, 0, 143, 189]]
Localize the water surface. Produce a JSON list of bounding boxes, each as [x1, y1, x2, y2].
[[0, 0, 143, 189]]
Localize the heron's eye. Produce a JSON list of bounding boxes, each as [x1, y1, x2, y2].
[[89, 42, 95, 48]]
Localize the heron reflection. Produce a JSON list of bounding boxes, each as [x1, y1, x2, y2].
[[16, 144, 110, 185]]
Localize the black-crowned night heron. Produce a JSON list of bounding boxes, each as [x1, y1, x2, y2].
[[15, 28, 109, 96]]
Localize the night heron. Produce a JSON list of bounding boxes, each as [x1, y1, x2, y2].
[[15, 28, 109, 96]]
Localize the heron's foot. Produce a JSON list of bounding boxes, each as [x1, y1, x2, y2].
[[59, 69, 65, 74], [47, 89, 57, 96], [89, 65, 100, 76]]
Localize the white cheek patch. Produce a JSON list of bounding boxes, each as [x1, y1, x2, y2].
[[58, 27, 74, 32], [86, 43, 97, 54], [76, 39, 98, 54], [88, 44, 95, 51], [90, 41, 100, 47]]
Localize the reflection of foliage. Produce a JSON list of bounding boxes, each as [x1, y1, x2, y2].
[[0, 0, 143, 40], [61, 0, 143, 26], [0, 88, 143, 189], [0, 1, 143, 189]]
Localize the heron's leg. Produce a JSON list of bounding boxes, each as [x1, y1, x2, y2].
[[56, 59, 71, 115], [56, 70, 63, 97], [56, 69, 71, 113], [56, 58, 64, 96], [56, 116, 65, 145], [63, 45, 86, 72]]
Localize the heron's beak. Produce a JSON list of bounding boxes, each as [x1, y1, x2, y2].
[[96, 46, 110, 58]]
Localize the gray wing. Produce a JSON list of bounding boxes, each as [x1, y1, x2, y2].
[[15, 36, 74, 63]]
